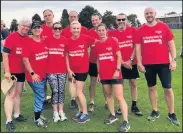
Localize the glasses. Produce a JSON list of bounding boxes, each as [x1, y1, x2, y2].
[[117, 18, 126, 21], [53, 27, 62, 30]]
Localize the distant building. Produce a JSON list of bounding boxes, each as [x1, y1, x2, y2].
[[156, 13, 182, 29]]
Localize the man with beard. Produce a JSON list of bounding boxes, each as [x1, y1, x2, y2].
[[134, 7, 180, 125], [62, 10, 88, 108], [108, 13, 142, 116]]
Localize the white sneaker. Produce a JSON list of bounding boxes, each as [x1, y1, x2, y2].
[[59, 112, 68, 121], [53, 112, 60, 122]]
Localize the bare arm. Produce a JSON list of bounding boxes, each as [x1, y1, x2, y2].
[[96, 59, 100, 82], [66, 53, 75, 78], [2, 52, 10, 73], [135, 44, 142, 65], [22, 57, 34, 74], [168, 40, 176, 60], [116, 50, 122, 69]]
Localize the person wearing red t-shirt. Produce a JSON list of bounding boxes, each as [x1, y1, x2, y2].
[[135, 7, 180, 125], [95, 23, 130, 132], [22, 21, 49, 128], [2, 18, 31, 132], [65, 21, 95, 123], [41, 9, 54, 104], [62, 10, 88, 109], [45, 22, 68, 122], [108, 13, 142, 116], [87, 13, 103, 112]]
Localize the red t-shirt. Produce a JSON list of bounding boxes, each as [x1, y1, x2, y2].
[[41, 24, 53, 40], [45, 35, 67, 74], [22, 39, 48, 82], [65, 34, 95, 73], [4, 32, 30, 73], [61, 26, 88, 38], [95, 37, 122, 80], [108, 26, 137, 65], [87, 28, 100, 63], [134, 22, 174, 65]]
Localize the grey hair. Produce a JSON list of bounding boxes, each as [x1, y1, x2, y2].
[[18, 17, 31, 26]]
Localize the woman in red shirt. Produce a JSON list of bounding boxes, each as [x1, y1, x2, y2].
[[65, 21, 95, 123], [2, 18, 31, 132], [45, 22, 68, 122], [22, 21, 48, 128], [95, 23, 130, 132]]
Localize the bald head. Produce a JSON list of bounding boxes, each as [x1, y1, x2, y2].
[[69, 10, 79, 23], [144, 7, 157, 24]]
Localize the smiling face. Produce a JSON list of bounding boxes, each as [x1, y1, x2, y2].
[[91, 15, 101, 28], [70, 22, 81, 37], [69, 11, 78, 23], [116, 14, 127, 29], [18, 22, 31, 35], [97, 25, 107, 39], [31, 26, 42, 36], [144, 7, 156, 24], [53, 23, 62, 36]]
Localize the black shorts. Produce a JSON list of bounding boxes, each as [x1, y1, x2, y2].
[[101, 79, 123, 85], [73, 72, 88, 82], [11, 73, 25, 82], [121, 64, 139, 79], [144, 64, 171, 89], [88, 62, 98, 77]]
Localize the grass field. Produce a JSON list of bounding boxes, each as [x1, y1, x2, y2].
[[1, 29, 182, 132]]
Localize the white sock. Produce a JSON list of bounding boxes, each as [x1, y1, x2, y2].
[[14, 113, 20, 118], [53, 111, 58, 116], [90, 101, 94, 104], [71, 97, 75, 100], [6, 120, 12, 124]]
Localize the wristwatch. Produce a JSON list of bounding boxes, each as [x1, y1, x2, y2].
[[116, 68, 121, 71], [30, 72, 35, 76], [172, 58, 177, 61], [130, 57, 134, 61]]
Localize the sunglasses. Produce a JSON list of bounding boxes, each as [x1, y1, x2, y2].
[[53, 27, 62, 30], [117, 18, 126, 21]]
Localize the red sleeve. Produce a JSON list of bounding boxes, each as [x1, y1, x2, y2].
[[64, 38, 69, 53], [133, 29, 141, 45], [132, 27, 137, 44], [85, 35, 95, 47], [61, 27, 67, 37], [82, 26, 88, 34], [164, 24, 174, 41], [4, 33, 14, 50], [22, 40, 32, 58]]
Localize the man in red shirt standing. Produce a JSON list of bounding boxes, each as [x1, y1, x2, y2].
[[87, 13, 104, 112], [135, 7, 180, 125], [62, 10, 88, 108], [108, 13, 142, 116]]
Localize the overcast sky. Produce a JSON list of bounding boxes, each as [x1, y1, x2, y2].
[[1, 1, 182, 27]]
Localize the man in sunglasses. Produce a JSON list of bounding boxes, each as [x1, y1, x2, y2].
[[61, 10, 88, 109], [134, 7, 180, 125], [108, 13, 142, 116]]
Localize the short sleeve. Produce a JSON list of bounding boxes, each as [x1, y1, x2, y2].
[[64, 38, 69, 54], [112, 38, 120, 52], [133, 29, 141, 45], [164, 24, 174, 41], [3, 33, 14, 50], [85, 35, 95, 47]]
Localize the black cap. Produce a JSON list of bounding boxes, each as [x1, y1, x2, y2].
[[31, 21, 41, 29]]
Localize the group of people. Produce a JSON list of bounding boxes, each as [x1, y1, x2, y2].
[[1, 7, 180, 133]]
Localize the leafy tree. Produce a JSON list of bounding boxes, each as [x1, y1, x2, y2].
[[60, 9, 69, 28], [127, 14, 141, 27], [102, 10, 117, 28]]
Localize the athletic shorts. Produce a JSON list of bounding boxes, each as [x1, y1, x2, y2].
[[121, 64, 139, 79], [11, 73, 25, 82], [73, 72, 88, 82], [144, 64, 172, 89], [100, 79, 123, 85], [88, 62, 98, 77]]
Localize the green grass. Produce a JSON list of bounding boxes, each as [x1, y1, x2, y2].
[[1, 29, 182, 132]]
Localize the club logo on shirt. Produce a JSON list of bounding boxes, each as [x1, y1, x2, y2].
[[106, 47, 112, 51], [60, 44, 65, 47], [16, 47, 22, 54], [127, 35, 132, 38], [41, 36, 48, 40], [155, 30, 162, 34], [45, 47, 48, 50], [78, 45, 84, 48]]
